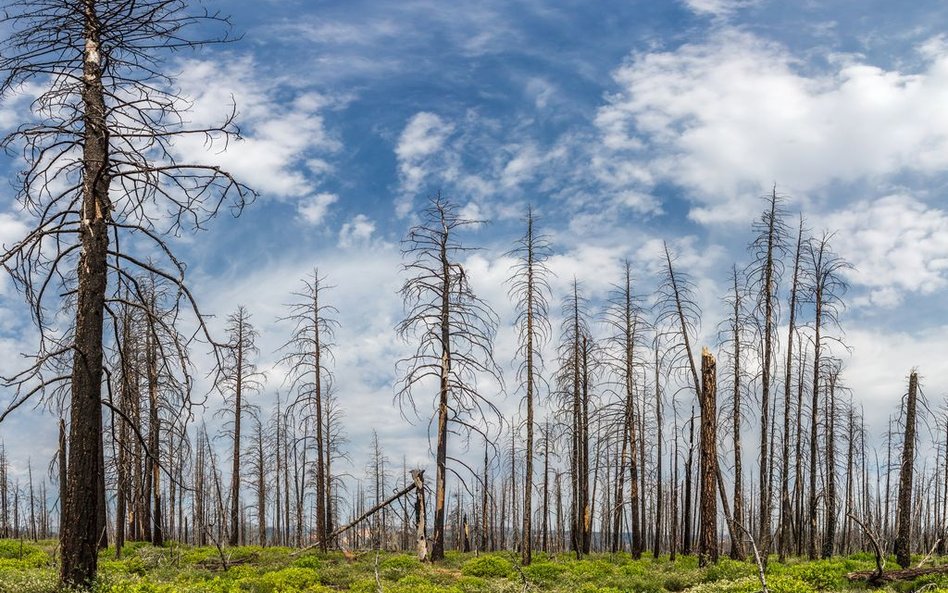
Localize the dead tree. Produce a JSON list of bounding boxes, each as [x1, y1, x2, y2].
[[556, 279, 595, 558], [250, 414, 267, 546], [395, 195, 502, 561], [0, 0, 252, 586], [779, 216, 804, 560], [278, 270, 338, 551], [803, 231, 849, 559], [505, 206, 552, 565], [698, 348, 719, 566], [658, 242, 703, 555], [894, 371, 920, 568], [603, 260, 646, 557], [746, 188, 789, 558], [218, 307, 263, 546], [718, 265, 749, 560]]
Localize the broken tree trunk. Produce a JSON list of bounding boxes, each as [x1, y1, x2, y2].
[[698, 347, 719, 567], [894, 371, 918, 569], [413, 470, 429, 561], [293, 470, 427, 559]]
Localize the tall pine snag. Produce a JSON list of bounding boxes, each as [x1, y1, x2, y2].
[[505, 206, 552, 565], [803, 231, 849, 559], [396, 195, 502, 561], [603, 260, 646, 557], [218, 306, 263, 546], [746, 188, 788, 558], [717, 265, 749, 560], [556, 279, 595, 558], [278, 270, 338, 551], [779, 216, 805, 560]]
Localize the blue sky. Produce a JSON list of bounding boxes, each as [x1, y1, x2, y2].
[[3, 0, 948, 491]]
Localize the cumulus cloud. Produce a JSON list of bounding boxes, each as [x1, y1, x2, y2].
[[174, 57, 341, 202], [596, 30, 948, 222], [298, 192, 339, 225], [826, 194, 948, 307], [395, 112, 456, 216], [338, 213, 377, 247]]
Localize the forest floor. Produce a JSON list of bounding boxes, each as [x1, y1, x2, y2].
[[0, 538, 944, 593]]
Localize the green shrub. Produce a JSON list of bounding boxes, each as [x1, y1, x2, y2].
[[391, 574, 459, 593], [767, 575, 817, 593], [0, 567, 58, 593], [380, 555, 422, 581], [256, 566, 323, 592], [704, 558, 758, 583], [455, 575, 491, 593], [792, 561, 844, 591], [564, 559, 617, 583], [687, 576, 760, 593], [461, 555, 512, 578], [523, 561, 567, 586], [291, 554, 324, 570]]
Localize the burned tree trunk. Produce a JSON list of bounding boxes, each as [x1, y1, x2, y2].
[[894, 371, 919, 568], [59, 2, 111, 585], [698, 348, 719, 567], [779, 217, 803, 561]]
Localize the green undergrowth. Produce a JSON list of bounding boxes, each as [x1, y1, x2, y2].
[[0, 539, 944, 593]]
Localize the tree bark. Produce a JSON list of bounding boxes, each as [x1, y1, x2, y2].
[[698, 348, 719, 566], [60, 1, 111, 586], [894, 371, 919, 568]]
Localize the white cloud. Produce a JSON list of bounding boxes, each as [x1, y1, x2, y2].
[[844, 326, 948, 431], [338, 214, 377, 247], [683, 0, 755, 17], [395, 112, 456, 216], [298, 192, 339, 225], [597, 30, 948, 222], [173, 57, 340, 201], [826, 194, 948, 307]]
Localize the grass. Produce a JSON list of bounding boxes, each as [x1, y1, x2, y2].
[[0, 539, 944, 593]]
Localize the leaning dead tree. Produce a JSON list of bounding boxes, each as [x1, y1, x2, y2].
[[0, 0, 252, 587], [395, 195, 502, 561], [297, 470, 429, 560]]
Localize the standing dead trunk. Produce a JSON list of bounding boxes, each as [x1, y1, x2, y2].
[[895, 371, 919, 568], [779, 218, 803, 561], [229, 313, 245, 546], [653, 342, 664, 559], [413, 470, 428, 561], [727, 268, 746, 561], [683, 409, 695, 556], [698, 348, 719, 567], [822, 366, 839, 558], [60, 1, 111, 586]]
